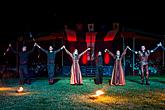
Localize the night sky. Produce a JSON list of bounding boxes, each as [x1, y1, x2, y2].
[[0, 2, 164, 42]]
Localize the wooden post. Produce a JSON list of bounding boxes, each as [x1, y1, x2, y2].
[[122, 35, 126, 73], [62, 35, 64, 67], [133, 37, 135, 76]]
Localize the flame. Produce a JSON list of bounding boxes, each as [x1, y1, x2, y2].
[[89, 90, 104, 99], [95, 90, 104, 96], [17, 87, 24, 93]]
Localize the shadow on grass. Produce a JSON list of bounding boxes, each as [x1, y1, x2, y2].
[[94, 78, 103, 85], [54, 78, 61, 83], [127, 79, 142, 85], [151, 79, 165, 84]]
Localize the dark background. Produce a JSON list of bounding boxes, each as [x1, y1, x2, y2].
[[0, 1, 165, 42], [0, 1, 164, 77]]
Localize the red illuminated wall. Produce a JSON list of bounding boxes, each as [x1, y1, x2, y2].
[[65, 29, 77, 42], [65, 29, 117, 65], [104, 31, 117, 41], [85, 32, 97, 64]]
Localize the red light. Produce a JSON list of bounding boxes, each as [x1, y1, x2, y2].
[[86, 32, 97, 43], [65, 29, 77, 42], [104, 31, 117, 41], [82, 53, 87, 64], [104, 52, 110, 64]]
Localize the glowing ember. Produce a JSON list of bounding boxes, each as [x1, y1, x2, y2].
[[16, 87, 24, 93]]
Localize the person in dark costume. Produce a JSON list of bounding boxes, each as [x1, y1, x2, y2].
[[127, 44, 160, 85], [7, 43, 36, 85], [158, 42, 165, 50], [92, 51, 103, 84], [36, 43, 64, 85]]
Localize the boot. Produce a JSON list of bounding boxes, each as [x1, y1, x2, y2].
[[141, 79, 144, 85], [48, 79, 54, 85], [141, 75, 144, 85], [146, 78, 150, 85]]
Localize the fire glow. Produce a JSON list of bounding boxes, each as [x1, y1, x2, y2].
[[16, 87, 24, 93], [95, 90, 104, 96], [89, 90, 104, 99]]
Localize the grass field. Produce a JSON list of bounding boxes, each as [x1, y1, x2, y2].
[[0, 75, 165, 110]]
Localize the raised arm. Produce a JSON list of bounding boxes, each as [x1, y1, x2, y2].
[[63, 46, 72, 58], [8, 44, 18, 54], [26, 43, 37, 54], [121, 47, 128, 59], [105, 49, 115, 59], [150, 43, 160, 53], [79, 48, 90, 58], [157, 42, 165, 51], [54, 46, 64, 54], [127, 46, 138, 54], [36, 43, 48, 53], [3, 44, 11, 56]]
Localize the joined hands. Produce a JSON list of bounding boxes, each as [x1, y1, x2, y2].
[[104, 49, 108, 52]]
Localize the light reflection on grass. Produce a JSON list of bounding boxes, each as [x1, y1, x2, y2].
[[0, 87, 15, 91], [0, 76, 164, 109], [0, 87, 40, 96]]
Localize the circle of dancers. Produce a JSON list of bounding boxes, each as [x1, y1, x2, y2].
[[4, 41, 164, 86]]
